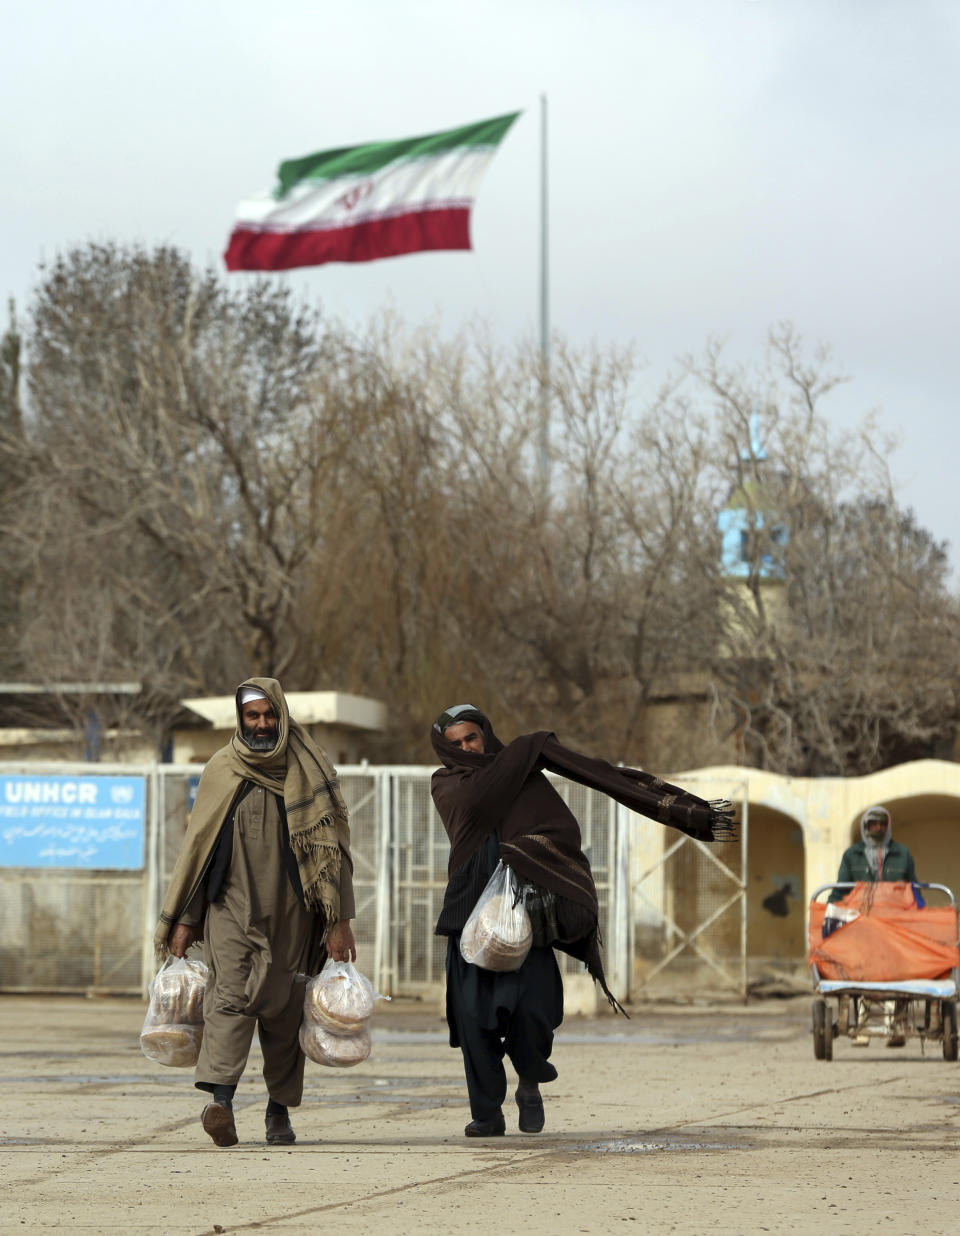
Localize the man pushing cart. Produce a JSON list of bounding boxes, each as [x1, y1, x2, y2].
[[808, 878, 960, 1061]]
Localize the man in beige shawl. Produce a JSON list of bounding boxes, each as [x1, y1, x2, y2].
[[155, 678, 355, 1148]]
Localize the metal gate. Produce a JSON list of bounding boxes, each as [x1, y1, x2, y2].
[[386, 768, 450, 996], [1, 761, 647, 1001], [380, 770, 624, 998], [628, 778, 749, 999], [149, 765, 394, 994]]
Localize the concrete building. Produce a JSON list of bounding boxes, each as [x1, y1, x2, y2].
[[172, 691, 387, 765], [0, 684, 387, 765], [0, 683, 152, 763]]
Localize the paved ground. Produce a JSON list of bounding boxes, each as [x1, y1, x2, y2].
[[2, 993, 960, 1234]]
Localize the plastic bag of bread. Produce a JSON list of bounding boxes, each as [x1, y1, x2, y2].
[[140, 956, 209, 1067], [460, 861, 532, 972], [299, 1020, 371, 1068], [303, 961, 383, 1036]]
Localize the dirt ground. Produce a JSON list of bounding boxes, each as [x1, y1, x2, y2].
[[2, 993, 960, 1235]]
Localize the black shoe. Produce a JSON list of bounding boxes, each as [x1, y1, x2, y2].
[[515, 1087, 545, 1133], [201, 1101, 238, 1147], [265, 1112, 296, 1145], [464, 1112, 506, 1137]]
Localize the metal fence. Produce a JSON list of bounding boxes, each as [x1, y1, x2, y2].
[[628, 778, 749, 999], [0, 763, 745, 1001]]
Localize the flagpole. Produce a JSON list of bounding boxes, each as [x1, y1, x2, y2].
[[538, 92, 551, 492]]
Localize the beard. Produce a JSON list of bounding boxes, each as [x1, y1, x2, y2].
[[243, 724, 277, 751]]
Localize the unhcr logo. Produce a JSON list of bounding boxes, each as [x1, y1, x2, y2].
[[2, 780, 98, 805]]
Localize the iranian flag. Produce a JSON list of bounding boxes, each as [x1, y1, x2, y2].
[[224, 112, 521, 272]]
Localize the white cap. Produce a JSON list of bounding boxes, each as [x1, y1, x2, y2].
[[238, 686, 268, 705]]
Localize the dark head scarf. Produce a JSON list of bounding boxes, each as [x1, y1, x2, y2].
[[433, 703, 487, 736]]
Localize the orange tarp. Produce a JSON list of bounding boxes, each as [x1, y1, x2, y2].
[[808, 882, 960, 983]]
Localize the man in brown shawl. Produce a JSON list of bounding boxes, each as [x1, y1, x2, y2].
[[155, 678, 355, 1148], [431, 704, 735, 1138]]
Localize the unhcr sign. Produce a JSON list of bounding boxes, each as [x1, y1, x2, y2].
[[0, 774, 146, 868]]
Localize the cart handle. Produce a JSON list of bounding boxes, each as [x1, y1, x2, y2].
[[810, 881, 957, 908]]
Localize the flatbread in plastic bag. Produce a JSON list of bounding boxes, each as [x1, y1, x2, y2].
[[303, 961, 380, 1036], [140, 956, 208, 1067], [299, 960, 387, 1066], [299, 1020, 371, 1068], [460, 861, 532, 972]]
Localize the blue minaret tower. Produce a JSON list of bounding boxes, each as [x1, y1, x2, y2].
[[716, 410, 787, 580]]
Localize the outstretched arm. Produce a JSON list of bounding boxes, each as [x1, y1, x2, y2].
[[432, 732, 552, 834]]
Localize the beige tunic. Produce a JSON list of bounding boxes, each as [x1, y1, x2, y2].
[[179, 786, 354, 1106]]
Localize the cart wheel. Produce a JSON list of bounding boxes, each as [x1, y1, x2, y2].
[[943, 1001, 958, 1061], [813, 998, 833, 1061]]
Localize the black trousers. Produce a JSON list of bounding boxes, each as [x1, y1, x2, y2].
[[445, 936, 564, 1122]]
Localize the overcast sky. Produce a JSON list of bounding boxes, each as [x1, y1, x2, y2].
[[4, 1, 959, 568]]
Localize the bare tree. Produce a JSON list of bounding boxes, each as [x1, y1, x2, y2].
[[5, 244, 363, 734], [679, 326, 960, 774], [394, 333, 718, 761], [5, 248, 956, 772], [0, 297, 24, 678]]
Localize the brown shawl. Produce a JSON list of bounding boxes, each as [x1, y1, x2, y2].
[[431, 712, 737, 1014], [154, 677, 351, 959]]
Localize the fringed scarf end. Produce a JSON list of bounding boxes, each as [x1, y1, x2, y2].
[[602, 986, 630, 1018], [585, 934, 630, 1019], [588, 966, 630, 1018], [302, 877, 339, 928], [289, 815, 340, 855], [709, 799, 738, 842]]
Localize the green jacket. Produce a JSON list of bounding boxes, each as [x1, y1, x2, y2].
[[830, 839, 916, 901]]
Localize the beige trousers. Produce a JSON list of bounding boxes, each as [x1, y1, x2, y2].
[[195, 788, 316, 1106]]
